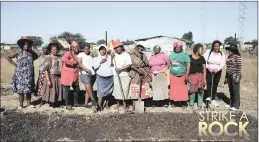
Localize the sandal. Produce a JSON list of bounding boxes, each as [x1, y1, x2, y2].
[[66, 106, 74, 110]]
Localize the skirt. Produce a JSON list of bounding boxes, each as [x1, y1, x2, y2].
[[35, 72, 45, 98], [96, 75, 114, 97], [129, 81, 152, 99], [112, 75, 131, 100], [41, 74, 63, 103], [152, 73, 169, 100], [169, 74, 189, 101]]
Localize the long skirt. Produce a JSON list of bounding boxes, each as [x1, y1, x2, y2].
[[97, 75, 114, 97], [169, 74, 188, 101], [41, 74, 63, 103], [35, 72, 45, 98], [129, 81, 152, 100], [112, 75, 131, 100], [152, 73, 169, 100]]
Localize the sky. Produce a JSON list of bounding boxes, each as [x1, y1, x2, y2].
[[1, 2, 258, 44]]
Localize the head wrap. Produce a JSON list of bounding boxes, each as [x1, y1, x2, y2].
[[173, 41, 183, 48], [40, 42, 48, 49]]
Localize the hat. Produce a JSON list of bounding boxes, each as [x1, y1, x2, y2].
[[173, 41, 183, 48], [40, 42, 48, 49], [17, 36, 33, 48], [112, 39, 123, 49], [225, 44, 238, 51], [98, 44, 107, 50], [136, 44, 145, 49], [47, 42, 60, 52]]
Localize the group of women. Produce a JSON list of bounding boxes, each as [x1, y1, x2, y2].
[[8, 36, 242, 112]]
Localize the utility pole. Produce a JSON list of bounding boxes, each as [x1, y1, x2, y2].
[[238, 2, 246, 50], [105, 31, 108, 46]]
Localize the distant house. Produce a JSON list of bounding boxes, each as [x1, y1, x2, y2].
[[134, 35, 188, 53]]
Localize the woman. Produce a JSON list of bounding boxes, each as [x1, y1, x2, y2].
[[168, 41, 190, 107], [203, 40, 226, 107], [61, 40, 84, 110], [189, 43, 206, 109], [8, 36, 38, 109], [95, 44, 114, 110], [224, 44, 242, 111], [41, 43, 63, 107], [129, 44, 152, 110], [36, 43, 49, 103], [149, 45, 170, 105], [111, 39, 132, 109], [77, 43, 98, 108]]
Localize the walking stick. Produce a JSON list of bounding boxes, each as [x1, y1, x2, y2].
[[113, 56, 127, 112]]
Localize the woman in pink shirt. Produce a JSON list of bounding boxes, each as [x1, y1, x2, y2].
[[203, 40, 226, 107], [61, 41, 82, 110], [149, 45, 170, 105]]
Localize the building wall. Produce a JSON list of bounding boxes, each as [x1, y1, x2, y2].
[[135, 37, 187, 52]]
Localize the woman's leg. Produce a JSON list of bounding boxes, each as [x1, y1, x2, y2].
[[232, 79, 241, 109], [227, 74, 234, 107], [25, 93, 32, 106], [62, 85, 73, 110], [189, 93, 195, 107], [18, 93, 24, 108], [197, 90, 204, 107], [97, 96, 103, 110]]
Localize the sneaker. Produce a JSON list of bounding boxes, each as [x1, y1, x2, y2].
[[230, 107, 238, 111], [212, 100, 219, 107], [205, 97, 211, 101], [225, 105, 231, 108]]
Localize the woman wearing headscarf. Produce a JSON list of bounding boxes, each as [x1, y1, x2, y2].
[[189, 43, 206, 109], [203, 40, 226, 107], [168, 41, 190, 107], [224, 44, 242, 111], [149, 45, 170, 105], [94, 44, 114, 110], [36, 43, 49, 104], [129, 44, 152, 110], [7, 36, 38, 109], [41, 43, 63, 107]]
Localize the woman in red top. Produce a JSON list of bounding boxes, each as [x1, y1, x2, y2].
[[60, 41, 82, 110]]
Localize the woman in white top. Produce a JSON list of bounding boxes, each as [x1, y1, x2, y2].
[[203, 40, 226, 107], [95, 44, 114, 110], [77, 43, 98, 108]]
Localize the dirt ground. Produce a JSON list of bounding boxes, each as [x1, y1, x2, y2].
[[0, 53, 258, 141]]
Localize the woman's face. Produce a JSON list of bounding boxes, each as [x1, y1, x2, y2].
[[138, 47, 144, 53], [42, 47, 48, 54], [84, 46, 91, 55], [174, 46, 182, 53], [115, 46, 122, 54], [99, 48, 107, 56], [213, 43, 220, 52], [228, 50, 233, 55], [197, 47, 204, 55], [51, 46, 57, 56], [154, 47, 160, 54], [71, 41, 79, 53], [23, 42, 29, 50]]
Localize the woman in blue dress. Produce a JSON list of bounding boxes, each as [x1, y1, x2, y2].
[[7, 36, 38, 109]]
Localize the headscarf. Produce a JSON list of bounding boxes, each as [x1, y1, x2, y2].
[[40, 42, 48, 49], [152, 45, 161, 55], [173, 41, 183, 48]]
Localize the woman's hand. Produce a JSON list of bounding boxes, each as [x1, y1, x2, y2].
[[100, 58, 107, 64], [184, 74, 189, 84], [47, 80, 52, 88]]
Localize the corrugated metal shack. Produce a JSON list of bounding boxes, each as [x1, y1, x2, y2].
[[134, 35, 188, 53]]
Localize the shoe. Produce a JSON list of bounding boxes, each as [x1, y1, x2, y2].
[[225, 105, 231, 108], [205, 97, 211, 101], [66, 106, 74, 110], [212, 100, 219, 107], [230, 107, 238, 111], [17, 106, 23, 110]]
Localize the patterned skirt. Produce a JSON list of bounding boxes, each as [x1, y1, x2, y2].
[[35, 72, 45, 98], [41, 74, 63, 103], [97, 75, 114, 97], [129, 81, 152, 100]]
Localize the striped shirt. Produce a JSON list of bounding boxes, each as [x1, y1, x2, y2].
[[226, 54, 242, 76]]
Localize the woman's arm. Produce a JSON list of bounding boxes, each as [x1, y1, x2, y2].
[[7, 51, 18, 67], [77, 57, 90, 73], [61, 51, 76, 66], [30, 50, 39, 61], [164, 54, 171, 68]]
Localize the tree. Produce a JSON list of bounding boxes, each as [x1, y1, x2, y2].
[[49, 31, 87, 49], [28, 36, 43, 48], [182, 31, 194, 48], [251, 39, 258, 46], [224, 36, 240, 45], [122, 40, 135, 45], [96, 39, 106, 45]]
